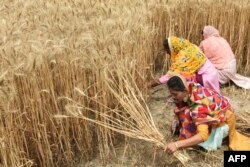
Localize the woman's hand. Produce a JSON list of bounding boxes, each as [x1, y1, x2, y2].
[[164, 142, 179, 153], [146, 79, 160, 88], [164, 134, 204, 154]]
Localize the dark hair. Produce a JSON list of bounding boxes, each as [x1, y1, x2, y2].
[[163, 39, 171, 55], [167, 76, 186, 91]]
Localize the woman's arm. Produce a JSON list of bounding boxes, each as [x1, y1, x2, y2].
[[165, 124, 209, 153], [147, 79, 160, 88], [177, 133, 204, 148], [164, 134, 204, 153], [147, 74, 172, 88]]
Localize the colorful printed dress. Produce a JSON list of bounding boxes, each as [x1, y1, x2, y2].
[[174, 82, 250, 150]]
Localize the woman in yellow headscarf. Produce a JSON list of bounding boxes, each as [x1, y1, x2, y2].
[[163, 36, 220, 93], [149, 36, 220, 93], [166, 36, 205, 74]]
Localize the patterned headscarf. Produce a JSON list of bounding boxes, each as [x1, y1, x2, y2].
[[171, 75, 231, 139], [168, 36, 206, 75], [203, 25, 220, 39], [188, 82, 231, 125]]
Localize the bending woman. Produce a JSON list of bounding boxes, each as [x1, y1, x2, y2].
[[200, 25, 250, 89], [150, 36, 220, 93], [164, 75, 250, 153]]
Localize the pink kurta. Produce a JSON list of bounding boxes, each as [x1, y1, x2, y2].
[[218, 59, 250, 89], [200, 25, 250, 89], [196, 59, 220, 93], [159, 59, 220, 94]]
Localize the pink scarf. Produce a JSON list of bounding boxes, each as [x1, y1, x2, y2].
[[203, 25, 220, 39], [200, 25, 235, 69]]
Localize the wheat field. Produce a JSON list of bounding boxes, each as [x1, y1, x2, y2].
[[0, 0, 250, 166]]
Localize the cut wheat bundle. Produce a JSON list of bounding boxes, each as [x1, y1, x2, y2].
[[55, 65, 190, 166]]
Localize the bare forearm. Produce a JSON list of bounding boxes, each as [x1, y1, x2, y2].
[[177, 134, 204, 148], [149, 79, 160, 87]]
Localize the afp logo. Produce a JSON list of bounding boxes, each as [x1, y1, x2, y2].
[[224, 151, 250, 167]]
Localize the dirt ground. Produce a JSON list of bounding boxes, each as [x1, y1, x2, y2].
[[81, 83, 250, 167]]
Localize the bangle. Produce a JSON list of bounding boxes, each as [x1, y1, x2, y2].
[[174, 142, 179, 149]]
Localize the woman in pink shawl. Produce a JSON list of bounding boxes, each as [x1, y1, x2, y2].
[[200, 25, 250, 89]]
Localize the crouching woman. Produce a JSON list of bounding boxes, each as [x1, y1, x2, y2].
[[164, 75, 250, 153]]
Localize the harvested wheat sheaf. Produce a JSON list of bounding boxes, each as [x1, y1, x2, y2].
[[55, 64, 191, 165]]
